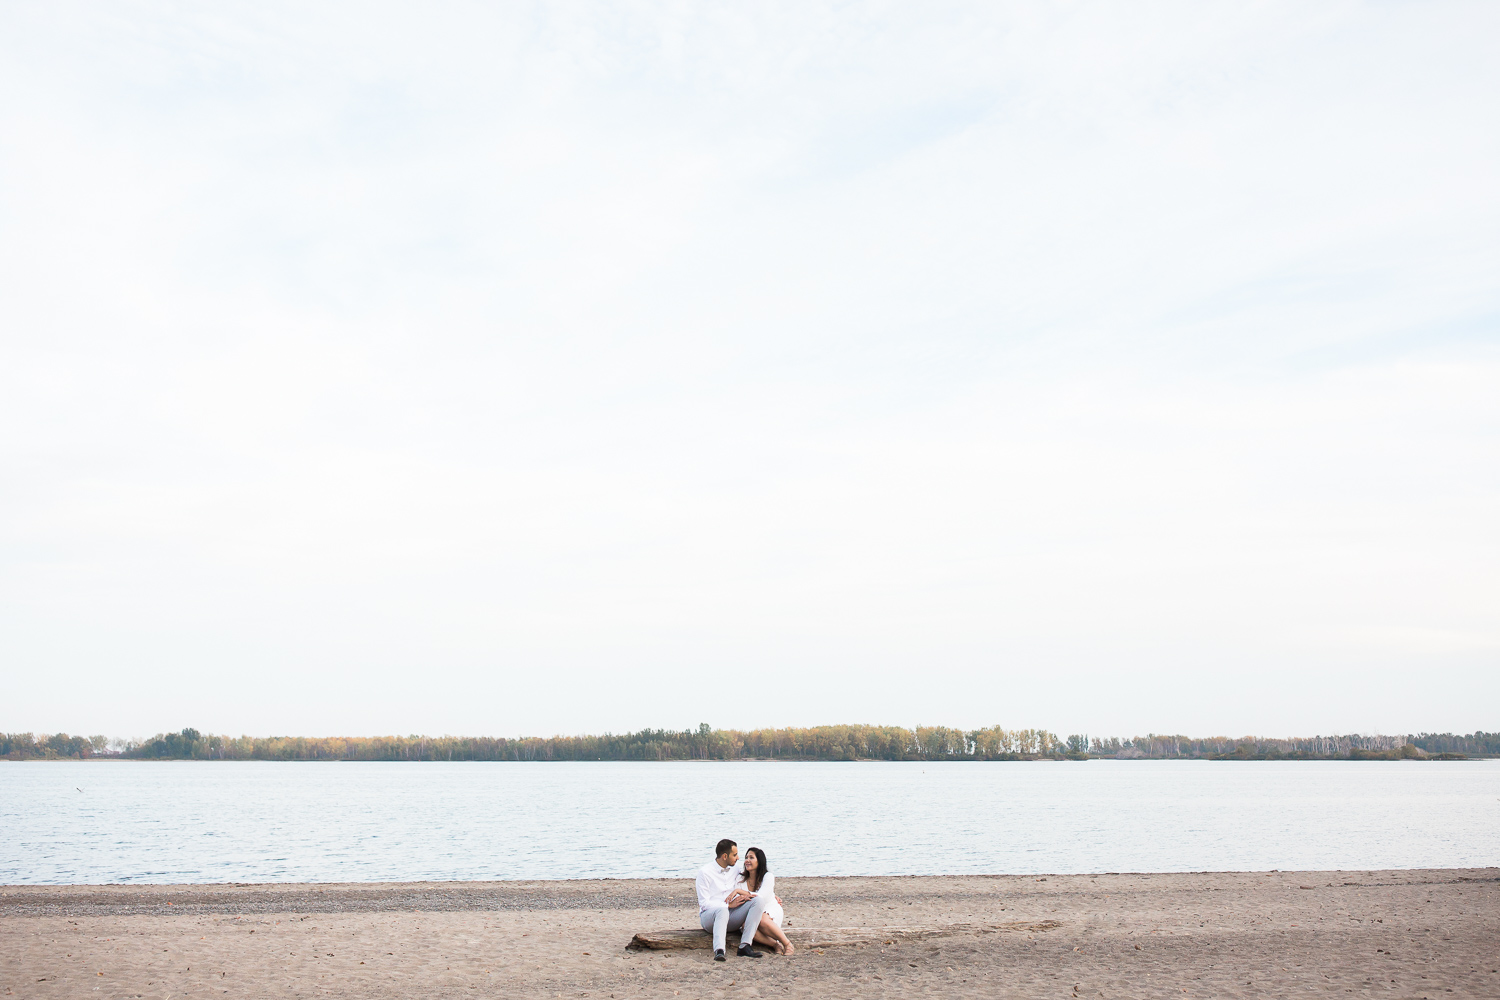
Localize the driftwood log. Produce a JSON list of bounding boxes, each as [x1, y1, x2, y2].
[[626, 920, 1062, 952]]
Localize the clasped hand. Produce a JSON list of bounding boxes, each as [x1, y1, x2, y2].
[[725, 890, 782, 907]]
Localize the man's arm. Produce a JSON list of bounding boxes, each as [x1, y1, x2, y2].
[[694, 869, 714, 911]]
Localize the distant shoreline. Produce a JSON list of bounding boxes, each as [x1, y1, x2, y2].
[[4, 754, 1493, 763], [7, 725, 1496, 762]]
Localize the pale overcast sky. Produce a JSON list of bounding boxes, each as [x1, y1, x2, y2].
[[2, 2, 1497, 741]]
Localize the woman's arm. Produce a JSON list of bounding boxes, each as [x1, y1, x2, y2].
[[724, 875, 753, 906]]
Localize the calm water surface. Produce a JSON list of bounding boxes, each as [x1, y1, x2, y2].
[[2, 760, 1496, 884]]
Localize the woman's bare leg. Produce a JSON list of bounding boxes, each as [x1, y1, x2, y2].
[[756, 913, 793, 955], [751, 915, 780, 952]]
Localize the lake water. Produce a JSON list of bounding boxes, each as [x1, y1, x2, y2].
[[2, 760, 1496, 884]]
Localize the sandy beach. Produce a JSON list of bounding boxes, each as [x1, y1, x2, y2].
[[3, 869, 1495, 999]]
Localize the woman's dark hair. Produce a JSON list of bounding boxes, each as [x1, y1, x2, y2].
[[742, 847, 769, 892]]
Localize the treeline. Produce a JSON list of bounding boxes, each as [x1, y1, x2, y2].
[[1, 725, 1070, 762], [4, 726, 1497, 761], [1093, 732, 1496, 760], [1410, 731, 1500, 756], [0, 732, 110, 760]]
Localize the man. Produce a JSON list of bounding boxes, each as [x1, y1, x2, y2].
[[695, 838, 770, 961]]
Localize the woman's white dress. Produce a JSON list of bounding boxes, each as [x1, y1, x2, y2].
[[736, 871, 783, 930]]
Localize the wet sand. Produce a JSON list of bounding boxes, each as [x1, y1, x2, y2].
[[3, 869, 1496, 998]]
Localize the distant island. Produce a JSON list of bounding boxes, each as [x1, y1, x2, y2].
[[3, 724, 1494, 761]]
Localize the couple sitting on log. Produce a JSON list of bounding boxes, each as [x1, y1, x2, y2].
[[695, 838, 795, 960]]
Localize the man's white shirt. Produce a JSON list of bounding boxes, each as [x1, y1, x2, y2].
[[695, 858, 744, 913]]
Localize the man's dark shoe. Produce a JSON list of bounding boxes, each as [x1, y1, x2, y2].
[[714, 949, 726, 962], [737, 944, 763, 958]]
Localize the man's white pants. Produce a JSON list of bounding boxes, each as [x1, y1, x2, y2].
[[699, 895, 772, 954]]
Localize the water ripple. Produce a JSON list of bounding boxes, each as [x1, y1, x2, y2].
[[2, 760, 1496, 884]]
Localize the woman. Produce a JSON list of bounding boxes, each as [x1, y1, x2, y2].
[[733, 847, 794, 955]]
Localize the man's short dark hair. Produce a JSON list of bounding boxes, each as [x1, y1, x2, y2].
[[715, 839, 736, 858]]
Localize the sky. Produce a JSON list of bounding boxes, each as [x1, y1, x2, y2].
[[2, 1, 1497, 742]]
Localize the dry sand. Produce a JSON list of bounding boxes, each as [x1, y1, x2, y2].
[[2, 869, 1495, 999]]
